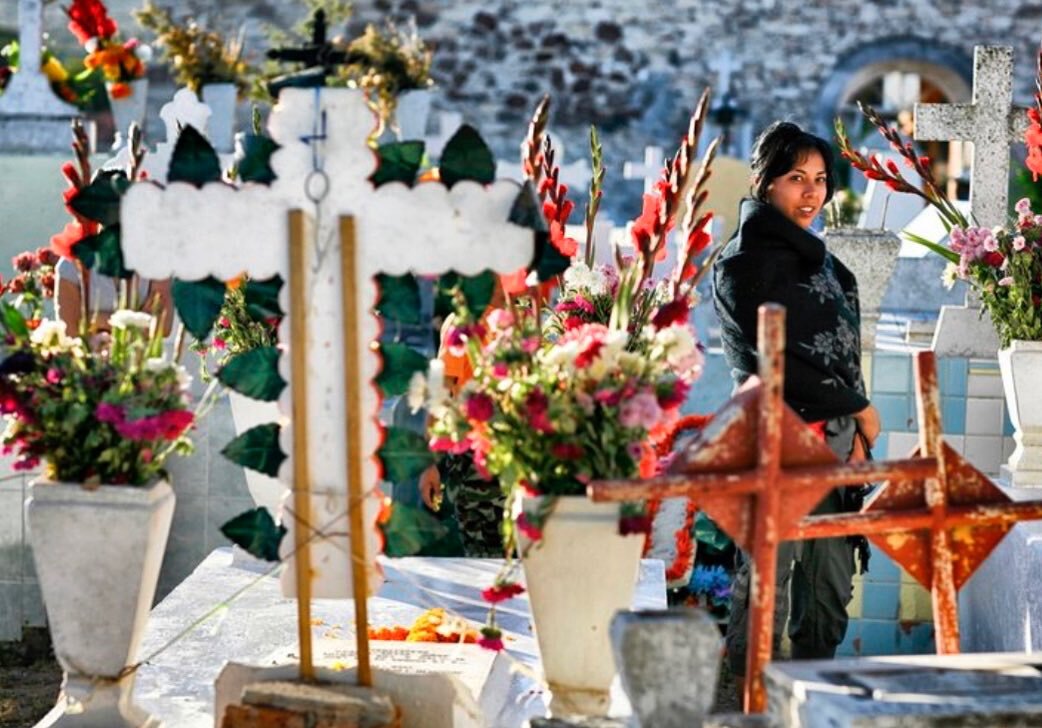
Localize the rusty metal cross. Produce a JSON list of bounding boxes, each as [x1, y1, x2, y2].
[[591, 303, 1042, 713]]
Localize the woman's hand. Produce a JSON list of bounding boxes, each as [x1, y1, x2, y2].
[[854, 403, 880, 447], [419, 465, 442, 511]]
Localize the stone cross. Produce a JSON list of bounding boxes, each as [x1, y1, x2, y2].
[[120, 88, 533, 681], [914, 46, 1030, 230], [623, 146, 664, 194], [0, 0, 79, 152], [709, 52, 740, 97]]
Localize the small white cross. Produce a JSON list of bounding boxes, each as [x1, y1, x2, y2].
[[623, 145, 665, 194], [914, 46, 1030, 230], [709, 52, 741, 97]]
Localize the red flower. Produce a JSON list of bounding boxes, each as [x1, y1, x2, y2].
[[630, 193, 670, 262], [158, 410, 194, 440], [50, 221, 94, 260], [108, 82, 132, 100], [12, 252, 34, 272], [524, 389, 553, 433], [516, 512, 543, 541], [982, 251, 1005, 268], [35, 247, 59, 267], [651, 298, 689, 330], [481, 582, 525, 604], [66, 0, 117, 43], [478, 626, 505, 652], [551, 442, 584, 460], [548, 220, 579, 257], [1027, 108, 1042, 182], [465, 392, 495, 422]]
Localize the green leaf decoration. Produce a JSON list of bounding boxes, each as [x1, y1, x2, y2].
[[220, 507, 286, 562], [68, 169, 129, 227], [172, 277, 227, 340], [218, 346, 286, 401], [380, 502, 451, 557], [507, 180, 566, 281], [168, 124, 222, 188], [0, 302, 29, 340], [434, 270, 496, 320], [73, 225, 132, 278], [376, 343, 428, 397], [375, 273, 421, 325], [378, 426, 435, 484], [371, 140, 425, 188], [222, 422, 286, 477], [236, 133, 279, 185], [243, 275, 283, 319], [694, 511, 733, 555], [439, 124, 496, 188]]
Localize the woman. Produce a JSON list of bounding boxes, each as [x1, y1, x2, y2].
[[712, 121, 881, 680]]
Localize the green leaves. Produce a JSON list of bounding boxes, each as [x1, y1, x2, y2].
[[440, 125, 496, 188], [221, 422, 286, 477], [68, 170, 128, 227], [694, 511, 733, 555], [380, 503, 450, 557], [375, 274, 421, 325], [378, 426, 434, 484], [0, 301, 29, 341], [235, 133, 279, 185], [168, 125, 222, 187], [220, 507, 286, 561], [903, 231, 960, 264], [171, 277, 226, 340], [434, 270, 496, 320], [371, 141, 425, 188], [73, 225, 131, 278], [243, 275, 283, 319], [508, 181, 566, 281], [219, 346, 286, 401], [376, 342, 428, 397]]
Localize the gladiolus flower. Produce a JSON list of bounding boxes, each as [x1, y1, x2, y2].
[[651, 299, 690, 330]]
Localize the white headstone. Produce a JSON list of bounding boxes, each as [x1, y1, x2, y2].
[[120, 88, 534, 599], [623, 146, 664, 194], [914, 46, 1029, 230], [0, 0, 80, 152]]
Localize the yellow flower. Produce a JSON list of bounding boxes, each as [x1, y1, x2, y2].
[[42, 57, 68, 83]]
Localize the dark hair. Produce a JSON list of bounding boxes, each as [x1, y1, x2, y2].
[[749, 121, 836, 204]]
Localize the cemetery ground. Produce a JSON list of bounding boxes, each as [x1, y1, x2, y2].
[[0, 628, 59, 727]]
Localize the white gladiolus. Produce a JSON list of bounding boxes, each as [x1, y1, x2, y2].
[[109, 309, 154, 331]]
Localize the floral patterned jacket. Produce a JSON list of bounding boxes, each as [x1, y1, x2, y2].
[[712, 198, 869, 423]]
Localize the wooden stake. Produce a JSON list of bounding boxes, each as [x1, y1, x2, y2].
[[288, 209, 315, 682], [339, 216, 373, 687]]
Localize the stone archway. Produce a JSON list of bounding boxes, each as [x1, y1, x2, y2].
[[814, 35, 973, 138]]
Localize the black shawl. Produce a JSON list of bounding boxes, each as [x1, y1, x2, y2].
[[712, 198, 869, 422]]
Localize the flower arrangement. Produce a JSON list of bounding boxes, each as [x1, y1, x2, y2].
[[837, 98, 1042, 347], [134, 2, 250, 95], [421, 93, 720, 648], [683, 565, 733, 619], [367, 608, 480, 644], [190, 275, 281, 378], [66, 0, 150, 100], [0, 41, 101, 109], [339, 20, 433, 125]]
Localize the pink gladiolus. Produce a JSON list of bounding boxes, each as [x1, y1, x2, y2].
[[213, 337, 226, 350], [1016, 197, 1032, 216]]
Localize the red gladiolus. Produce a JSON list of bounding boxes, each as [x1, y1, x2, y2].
[[1027, 108, 1042, 182], [481, 582, 525, 604], [50, 221, 94, 260], [66, 0, 117, 43], [651, 298, 689, 330]]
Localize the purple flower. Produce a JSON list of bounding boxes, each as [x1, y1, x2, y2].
[[619, 390, 663, 429]]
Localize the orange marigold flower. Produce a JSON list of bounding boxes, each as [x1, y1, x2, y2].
[[108, 81, 132, 99]]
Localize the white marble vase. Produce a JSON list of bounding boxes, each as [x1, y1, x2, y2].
[[227, 391, 283, 514], [518, 495, 643, 717], [107, 78, 149, 150], [201, 82, 238, 154], [999, 340, 1042, 486], [27, 479, 175, 727]]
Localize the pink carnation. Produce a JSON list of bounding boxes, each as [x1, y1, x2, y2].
[[465, 392, 495, 422], [619, 390, 663, 429], [516, 512, 543, 541]]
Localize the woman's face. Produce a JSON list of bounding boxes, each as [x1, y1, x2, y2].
[[765, 150, 828, 229]]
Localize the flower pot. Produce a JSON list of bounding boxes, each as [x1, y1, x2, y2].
[[27, 479, 174, 727], [999, 340, 1042, 487], [201, 82, 238, 154], [517, 495, 643, 717], [823, 227, 901, 350], [228, 391, 284, 514], [107, 78, 149, 151], [392, 89, 431, 141]]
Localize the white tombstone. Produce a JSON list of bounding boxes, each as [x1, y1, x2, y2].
[[120, 88, 534, 600], [623, 145, 665, 194], [0, 0, 81, 153]]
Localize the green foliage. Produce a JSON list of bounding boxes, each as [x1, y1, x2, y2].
[[439, 125, 496, 188], [172, 277, 226, 340], [243, 275, 284, 319], [221, 422, 286, 477], [218, 346, 285, 401], [68, 170, 129, 227], [371, 141, 425, 188], [694, 512, 732, 555], [220, 507, 286, 561], [434, 271, 496, 320], [380, 502, 451, 557], [376, 342, 428, 397], [378, 426, 434, 484], [375, 274, 421, 325], [74, 225, 131, 279], [235, 134, 279, 185], [168, 125, 222, 187]]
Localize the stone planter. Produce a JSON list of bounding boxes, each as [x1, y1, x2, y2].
[[393, 89, 432, 141], [201, 82, 238, 154], [999, 340, 1042, 487], [228, 391, 284, 514], [823, 227, 901, 350], [106, 78, 149, 150], [27, 479, 175, 727], [517, 495, 643, 717]]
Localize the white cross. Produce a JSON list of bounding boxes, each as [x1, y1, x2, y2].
[[709, 52, 740, 97], [623, 145, 665, 194], [0, 0, 78, 116], [121, 89, 533, 604], [914, 45, 1030, 230]]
